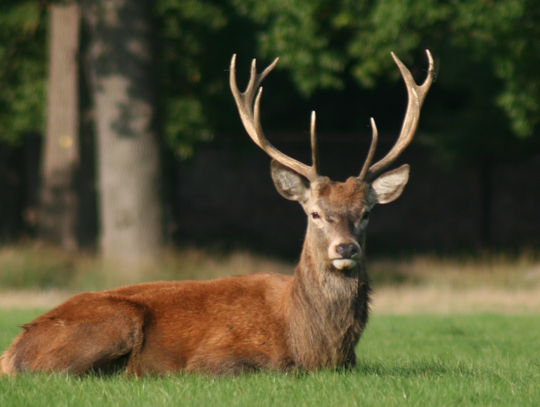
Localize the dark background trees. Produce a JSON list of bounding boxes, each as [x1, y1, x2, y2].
[[82, 0, 164, 269], [40, 1, 80, 252], [0, 0, 539, 264]]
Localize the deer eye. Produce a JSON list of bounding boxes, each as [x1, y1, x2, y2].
[[362, 211, 370, 221], [311, 212, 320, 220]]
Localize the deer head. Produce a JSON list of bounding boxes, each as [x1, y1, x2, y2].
[[230, 52, 434, 272]]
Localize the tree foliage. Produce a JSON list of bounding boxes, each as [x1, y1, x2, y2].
[[270, 1, 538, 136], [0, 0, 47, 144], [1, 0, 539, 160], [156, 0, 227, 157], [233, 0, 540, 162]]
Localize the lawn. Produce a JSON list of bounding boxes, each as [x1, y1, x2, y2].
[[1, 310, 538, 406]]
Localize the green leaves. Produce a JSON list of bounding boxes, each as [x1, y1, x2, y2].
[[164, 96, 213, 158], [0, 1, 47, 144], [233, 0, 348, 95], [1, 0, 539, 158], [155, 0, 227, 157]]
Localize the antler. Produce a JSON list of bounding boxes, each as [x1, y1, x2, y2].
[[230, 55, 319, 182], [358, 118, 379, 180], [361, 50, 434, 182]]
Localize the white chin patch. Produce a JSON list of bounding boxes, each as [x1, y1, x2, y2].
[[332, 259, 357, 270]]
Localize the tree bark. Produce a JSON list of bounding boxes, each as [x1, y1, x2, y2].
[[39, 2, 80, 251], [82, 0, 163, 268]]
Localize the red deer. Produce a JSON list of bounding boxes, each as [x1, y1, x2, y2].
[[0, 51, 433, 376]]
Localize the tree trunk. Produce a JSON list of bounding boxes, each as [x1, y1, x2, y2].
[[39, 2, 80, 251], [82, 0, 163, 269]]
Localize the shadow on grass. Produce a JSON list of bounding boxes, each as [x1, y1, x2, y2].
[[355, 358, 480, 378]]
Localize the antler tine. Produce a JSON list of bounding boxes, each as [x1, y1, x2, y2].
[[358, 118, 378, 180], [365, 50, 434, 182], [310, 111, 319, 176], [230, 54, 319, 182]]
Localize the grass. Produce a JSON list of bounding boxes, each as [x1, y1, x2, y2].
[[0, 311, 539, 406], [0, 244, 294, 291], [1, 244, 540, 292], [0, 245, 539, 405], [2, 244, 540, 313], [369, 250, 540, 289]]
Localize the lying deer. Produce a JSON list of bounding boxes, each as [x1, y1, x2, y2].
[[0, 51, 433, 376]]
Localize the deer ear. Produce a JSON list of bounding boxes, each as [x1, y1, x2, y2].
[[369, 164, 410, 205], [271, 160, 310, 204]]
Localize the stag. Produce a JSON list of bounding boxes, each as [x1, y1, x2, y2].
[[0, 51, 433, 376]]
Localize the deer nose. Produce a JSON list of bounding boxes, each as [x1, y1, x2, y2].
[[335, 243, 359, 259]]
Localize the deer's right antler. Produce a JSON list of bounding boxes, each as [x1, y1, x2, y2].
[[230, 55, 320, 182]]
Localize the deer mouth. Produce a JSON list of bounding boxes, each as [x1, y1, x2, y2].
[[331, 259, 358, 270]]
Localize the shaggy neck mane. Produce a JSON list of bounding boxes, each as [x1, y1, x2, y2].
[[285, 238, 371, 370]]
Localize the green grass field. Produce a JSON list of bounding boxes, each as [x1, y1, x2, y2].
[[1, 310, 539, 406]]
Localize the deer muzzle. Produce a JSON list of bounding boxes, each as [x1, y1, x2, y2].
[[330, 243, 361, 270]]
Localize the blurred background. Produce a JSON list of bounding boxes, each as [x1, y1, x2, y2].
[[0, 0, 540, 306]]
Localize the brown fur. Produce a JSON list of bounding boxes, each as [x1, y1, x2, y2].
[[0, 175, 378, 376], [6, 159, 426, 377]]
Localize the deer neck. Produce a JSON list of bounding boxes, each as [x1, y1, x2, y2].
[[286, 233, 370, 369], [296, 233, 363, 296]]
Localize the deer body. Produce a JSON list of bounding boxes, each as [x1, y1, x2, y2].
[[0, 51, 433, 376], [0, 177, 372, 375], [0, 272, 366, 375], [0, 277, 291, 375]]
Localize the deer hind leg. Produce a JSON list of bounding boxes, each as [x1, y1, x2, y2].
[[0, 296, 147, 375]]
